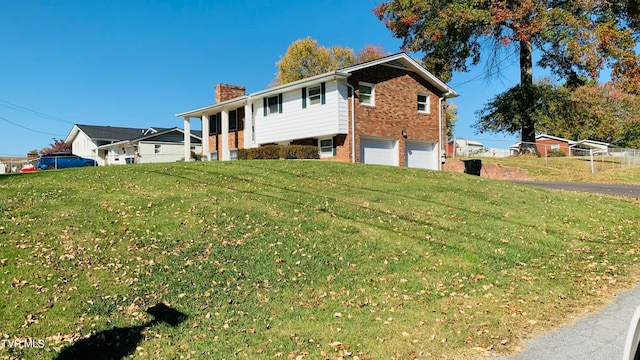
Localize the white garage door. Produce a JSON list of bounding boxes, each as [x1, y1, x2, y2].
[[360, 137, 397, 166], [406, 140, 438, 170]]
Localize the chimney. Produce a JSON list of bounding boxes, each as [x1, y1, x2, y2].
[[215, 84, 246, 103]]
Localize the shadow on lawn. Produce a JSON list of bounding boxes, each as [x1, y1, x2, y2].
[[55, 303, 187, 360]]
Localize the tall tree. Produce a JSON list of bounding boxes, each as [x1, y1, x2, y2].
[[563, 83, 640, 147], [274, 37, 389, 85], [375, 0, 640, 152]]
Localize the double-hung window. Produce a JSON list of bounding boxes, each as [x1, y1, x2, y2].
[[229, 110, 238, 131], [264, 94, 283, 116], [302, 82, 326, 108], [309, 85, 321, 105], [208, 114, 218, 135], [359, 82, 374, 106], [319, 138, 334, 157], [417, 93, 430, 113]]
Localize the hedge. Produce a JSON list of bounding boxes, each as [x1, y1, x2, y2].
[[237, 145, 320, 160]]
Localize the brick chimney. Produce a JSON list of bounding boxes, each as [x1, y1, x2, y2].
[[215, 84, 246, 103]]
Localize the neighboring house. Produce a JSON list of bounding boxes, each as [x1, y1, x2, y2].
[[176, 52, 458, 170], [65, 124, 202, 165], [0, 157, 28, 174], [572, 139, 611, 156], [453, 139, 484, 157], [535, 134, 576, 157]]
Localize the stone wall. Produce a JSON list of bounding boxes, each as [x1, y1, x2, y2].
[[443, 158, 528, 181]]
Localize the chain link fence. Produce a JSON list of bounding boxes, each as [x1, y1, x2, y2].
[[448, 139, 640, 173]]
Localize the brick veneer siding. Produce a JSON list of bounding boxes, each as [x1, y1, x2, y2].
[[206, 108, 245, 159], [536, 139, 571, 157], [215, 84, 246, 103], [347, 65, 444, 166]]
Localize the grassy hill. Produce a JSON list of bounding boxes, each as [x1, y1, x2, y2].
[[479, 155, 640, 184], [1, 160, 639, 359]]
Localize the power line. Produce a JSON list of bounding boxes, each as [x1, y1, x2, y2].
[[0, 115, 65, 137], [0, 99, 75, 125], [449, 49, 520, 88]]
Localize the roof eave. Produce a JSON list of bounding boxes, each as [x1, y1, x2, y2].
[[175, 72, 350, 118]]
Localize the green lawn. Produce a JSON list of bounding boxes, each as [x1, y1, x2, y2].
[[1, 160, 639, 359]]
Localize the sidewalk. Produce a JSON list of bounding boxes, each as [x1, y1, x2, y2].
[[492, 282, 640, 360]]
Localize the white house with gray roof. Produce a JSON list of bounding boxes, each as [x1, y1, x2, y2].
[[65, 124, 202, 165]]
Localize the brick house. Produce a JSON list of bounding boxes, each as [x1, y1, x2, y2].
[[535, 134, 576, 157], [176, 53, 458, 170]]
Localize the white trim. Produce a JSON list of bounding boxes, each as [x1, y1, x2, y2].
[[339, 53, 458, 98], [358, 82, 375, 106], [418, 93, 430, 114], [319, 137, 334, 158]]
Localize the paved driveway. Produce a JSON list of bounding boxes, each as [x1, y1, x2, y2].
[[491, 284, 640, 360], [491, 180, 640, 359], [510, 181, 640, 198]]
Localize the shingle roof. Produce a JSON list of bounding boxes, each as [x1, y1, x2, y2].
[[75, 124, 158, 141]]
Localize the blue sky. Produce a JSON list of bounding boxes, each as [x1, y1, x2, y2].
[[0, 0, 526, 157]]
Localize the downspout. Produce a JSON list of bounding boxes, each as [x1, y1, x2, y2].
[[346, 81, 355, 163], [439, 96, 444, 171]]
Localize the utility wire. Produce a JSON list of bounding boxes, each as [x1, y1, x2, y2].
[[449, 49, 520, 88], [0, 115, 65, 137], [0, 99, 75, 125]]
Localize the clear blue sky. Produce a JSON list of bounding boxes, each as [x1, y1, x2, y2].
[[0, 0, 525, 157]]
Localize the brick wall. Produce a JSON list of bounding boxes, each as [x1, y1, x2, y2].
[[206, 108, 246, 158], [215, 84, 246, 103], [536, 139, 571, 157], [348, 65, 443, 166], [443, 158, 529, 181]]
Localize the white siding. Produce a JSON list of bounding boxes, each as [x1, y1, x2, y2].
[[71, 132, 102, 165], [255, 80, 348, 144], [138, 142, 201, 163]]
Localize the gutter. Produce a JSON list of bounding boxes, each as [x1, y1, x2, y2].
[[345, 81, 355, 163]]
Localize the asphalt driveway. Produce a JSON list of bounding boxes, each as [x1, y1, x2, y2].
[[510, 181, 640, 198], [490, 180, 640, 359]]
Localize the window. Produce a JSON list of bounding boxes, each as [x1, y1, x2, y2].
[[154, 144, 161, 154], [319, 138, 334, 157], [417, 94, 430, 113], [229, 110, 238, 131], [309, 85, 321, 105], [208, 114, 218, 135], [359, 82, 374, 105], [302, 83, 325, 108], [551, 144, 560, 150], [264, 94, 282, 116]]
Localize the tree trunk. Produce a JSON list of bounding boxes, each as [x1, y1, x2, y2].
[[519, 40, 538, 154]]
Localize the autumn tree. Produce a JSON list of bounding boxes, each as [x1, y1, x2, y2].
[[40, 138, 71, 154], [375, 0, 640, 153], [445, 102, 458, 138], [274, 37, 388, 85], [559, 83, 640, 147]]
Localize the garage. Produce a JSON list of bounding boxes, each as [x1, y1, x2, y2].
[[405, 140, 438, 170], [360, 137, 398, 166]]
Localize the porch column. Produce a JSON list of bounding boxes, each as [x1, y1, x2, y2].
[[183, 116, 192, 161], [221, 109, 230, 160], [244, 101, 253, 148], [201, 114, 210, 160]]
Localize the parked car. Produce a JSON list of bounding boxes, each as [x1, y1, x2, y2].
[[37, 152, 97, 170], [19, 163, 37, 172]]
